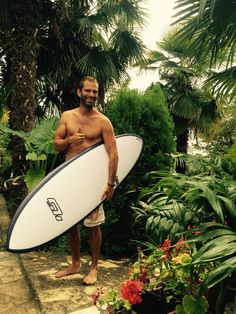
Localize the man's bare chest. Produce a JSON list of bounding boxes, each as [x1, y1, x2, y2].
[[66, 116, 102, 140]]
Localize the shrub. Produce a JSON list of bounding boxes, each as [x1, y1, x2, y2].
[[99, 85, 175, 257]]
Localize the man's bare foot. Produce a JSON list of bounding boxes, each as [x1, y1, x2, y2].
[[55, 264, 80, 278], [83, 269, 97, 285]]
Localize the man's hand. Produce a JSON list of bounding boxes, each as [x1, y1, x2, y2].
[[102, 184, 115, 200], [68, 127, 85, 145]]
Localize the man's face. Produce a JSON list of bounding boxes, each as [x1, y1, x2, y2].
[[77, 80, 99, 108]]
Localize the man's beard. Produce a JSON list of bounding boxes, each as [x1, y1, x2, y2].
[[80, 95, 96, 108]]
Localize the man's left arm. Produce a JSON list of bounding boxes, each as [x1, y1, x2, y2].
[[102, 118, 118, 200]]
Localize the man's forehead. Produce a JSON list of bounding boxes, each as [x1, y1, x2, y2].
[[83, 80, 99, 90]]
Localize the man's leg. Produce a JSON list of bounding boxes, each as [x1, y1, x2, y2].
[[83, 225, 102, 285], [55, 225, 81, 278]]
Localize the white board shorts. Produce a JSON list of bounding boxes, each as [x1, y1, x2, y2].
[[83, 205, 105, 228]]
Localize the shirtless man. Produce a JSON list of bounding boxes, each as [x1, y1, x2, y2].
[[54, 76, 118, 284]]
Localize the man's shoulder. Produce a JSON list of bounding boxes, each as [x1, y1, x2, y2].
[[94, 109, 107, 118], [99, 113, 112, 126], [98, 111, 108, 119], [62, 109, 77, 117]]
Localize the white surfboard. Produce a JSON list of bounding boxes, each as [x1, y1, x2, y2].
[[6, 134, 143, 253]]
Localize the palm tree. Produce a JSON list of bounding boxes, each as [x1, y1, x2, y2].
[[36, 0, 147, 113], [0, 0, 42, 213], [0, 0, 147, 212], [144, 30, 219, 171], [172, 0, 236, 100]]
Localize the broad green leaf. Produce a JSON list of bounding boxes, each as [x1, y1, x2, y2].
[[175, 304, 186, 314], [189, 228, 236, 243], [199, 256, 236, 294], [193, 241, 236, 263], [26, 152, 47, 161], [0, 123, 28, 139], [198, 0, 208, 20], [218, 195, 236, 225], [146, 215, 155, 231], [198, 184, 224, 223], [182, 294, 209, 314], [25, 168, 45, 191]]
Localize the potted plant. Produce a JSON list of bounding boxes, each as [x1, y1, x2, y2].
[[93, 235, 211, 314]]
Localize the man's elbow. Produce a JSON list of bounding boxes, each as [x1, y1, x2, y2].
[[54, 141, 64, 152]]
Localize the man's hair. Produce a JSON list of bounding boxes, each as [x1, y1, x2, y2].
[[78, 76, 98, 90]]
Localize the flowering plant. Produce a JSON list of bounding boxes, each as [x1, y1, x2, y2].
[[94, 235, 212, 314], [93, 280, 143, 313]]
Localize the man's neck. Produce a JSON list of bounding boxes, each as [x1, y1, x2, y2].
[[78, 104, 96, 115]]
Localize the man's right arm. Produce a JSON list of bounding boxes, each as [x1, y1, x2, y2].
[[54, 112, 85, 152], [54, 113, 70, 152]]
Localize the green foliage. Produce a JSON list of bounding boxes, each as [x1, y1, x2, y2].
[[45, 235, 69, 253], [134, 155, 236, 312], [209, 116, 236, 155], [100, 85, 175, 256], [176, 294, 209, 314], [208, 116, 236, 176], [134, 157, 236, 243], [0, 127, 11, 192], [172, 0, 236, 99], [107, 84, 175, 175], [0, 117, 60, 191], [226, 144, 236, 166]]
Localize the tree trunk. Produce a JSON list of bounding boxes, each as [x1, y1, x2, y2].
[[176, 131, 188, 173], [7, 0, 38, 215]]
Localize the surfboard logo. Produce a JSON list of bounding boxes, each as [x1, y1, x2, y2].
[[46, 198, 63, 221]]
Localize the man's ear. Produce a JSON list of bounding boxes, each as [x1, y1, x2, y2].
[[76, 88, 81, 97]]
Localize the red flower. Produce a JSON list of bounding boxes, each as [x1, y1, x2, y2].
[[160, 239, 171, 256], [137, 268, 149, 284], [174, 237, 188, 250], [121, 280, 143, 305], [187, 225, 201, 235]]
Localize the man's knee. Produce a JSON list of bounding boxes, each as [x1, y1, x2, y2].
[[67, 225, 79, 238], [89, 225, 100, 234]]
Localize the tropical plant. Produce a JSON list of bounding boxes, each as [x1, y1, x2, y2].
[[172, 0, 236, 100], [0, 0, 43, 210], [0, 117, 59, 192], [133, 156, 236, 313], [206, 112, 236, 178], [0, 0, 147, 212], [144, 30, 219, 165], [0, 124, 11, 193], [36, 0, 147, 112]]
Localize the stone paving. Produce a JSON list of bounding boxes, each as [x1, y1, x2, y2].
[[0, 251, 40, 314], [0, 194, 131, 314]]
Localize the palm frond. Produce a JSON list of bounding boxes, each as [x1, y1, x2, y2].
[[192, 99, 219, 137], [109, 27, 147, 65], [172, 95, 201, 120], [205, 66, 236, 101], [76, 48, 121, 82], [172, 0, 236, 68], [97, 0, 147, 26]]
